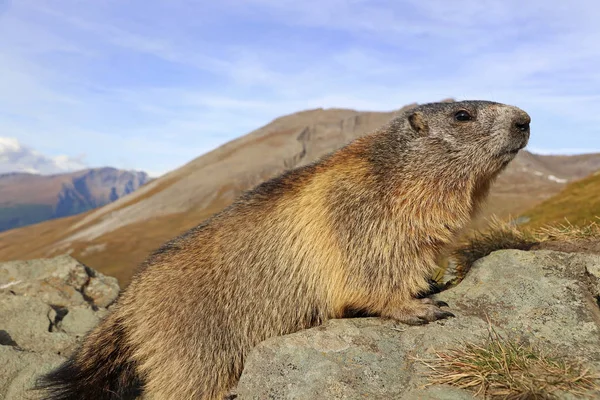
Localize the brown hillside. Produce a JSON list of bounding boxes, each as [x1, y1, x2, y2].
[[522, 171, 600, 228], [1, 101, 598, 285]]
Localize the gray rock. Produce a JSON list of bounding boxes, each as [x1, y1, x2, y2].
[[0, 255, 119, 400], [0, 254, 120, 309], [586, 261, 600, 297], [401, 386, 478, 400], [59, 306, 106, 337], [587, 261, 600, 280], [0, 295, 75, 354], [0, 346, 65, 400], [3, 250, 600, 400], [442, 250, 600, 363], [0, 255, 88, 307], [83, 270, 120, 308], [237, 250, 600, 399], [237, 317, 481, 399], [0, 255, 89, 288]]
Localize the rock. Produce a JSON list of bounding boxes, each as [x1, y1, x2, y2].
[[586, 260, 600, 298], [0, 255, 119, 400], [0, 254, 119, 309], [588, 262, 600, 280], [237, 317, 481, 399], [442, 250, 600, 362], [59, 306, 106, 337], [0, 295, 75, 354], [3, 250, 600, 399], [0, 255, 88, 307], [0, 346, 65, 400], [401, 386, 478, 400], [83, 268, 120, 308], [237, 250, 600, 399]]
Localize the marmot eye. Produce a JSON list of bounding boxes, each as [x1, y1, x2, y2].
[[454, 110, 473, 122]]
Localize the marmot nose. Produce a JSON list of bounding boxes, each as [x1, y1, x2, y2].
[[514, 113, 531, 133]]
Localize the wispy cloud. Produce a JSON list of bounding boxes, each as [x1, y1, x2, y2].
[[0, 0, 599, 176]]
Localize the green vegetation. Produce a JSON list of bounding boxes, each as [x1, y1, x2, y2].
[[418, 326, 600, 399], [0, 204, 54, 232], [524, 172, 600, 228]]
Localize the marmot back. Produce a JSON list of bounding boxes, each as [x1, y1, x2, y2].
[[37, 100, 531, 400]]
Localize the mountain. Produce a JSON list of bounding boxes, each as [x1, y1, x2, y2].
[[0, 168, 150, 232], [0, 101, 598, 285]]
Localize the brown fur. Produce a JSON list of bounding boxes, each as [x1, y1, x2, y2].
[[37, 100, 530, 400]]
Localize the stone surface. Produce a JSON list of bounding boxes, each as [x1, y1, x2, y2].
[[237, 317, 481, 399], [59, 306, 106, 337], [0, 254, 119, 309], [83, 271, 120, 308], [2, 250, 600, 400], [442, 250, 600, 363], [588, 262, 600, 280], [237, 250, 600, 399], [0, 255, 120, 400], [586, 260, 600, 298], [0, 295, 75, 355], [0, 346, 66, 400]]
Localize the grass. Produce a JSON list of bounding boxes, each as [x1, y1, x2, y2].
[[534, 219, 600, 242], [451, 217, 600, 279], [523, 172, 600, 228], [417, 325, 600, 399]]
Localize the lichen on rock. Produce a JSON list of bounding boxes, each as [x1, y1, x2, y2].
[[0, 255, 120, 399]]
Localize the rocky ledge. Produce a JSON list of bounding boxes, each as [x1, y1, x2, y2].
[[0, 255, 119, 399], [236, 250, 600, 399], [1, 250, 599, 399]]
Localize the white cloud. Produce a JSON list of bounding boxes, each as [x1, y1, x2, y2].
[[0, 137, 86, 175]]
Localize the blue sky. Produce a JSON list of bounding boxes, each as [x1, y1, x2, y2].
[[1, 0, 599, 177]]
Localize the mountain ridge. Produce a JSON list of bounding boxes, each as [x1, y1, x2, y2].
[[0, 167, 150, 233]]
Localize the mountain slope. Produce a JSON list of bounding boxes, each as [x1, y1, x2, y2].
[[0, 168, 150, 232], [522, 171, 600, 228], [0, 101, 598, 285]]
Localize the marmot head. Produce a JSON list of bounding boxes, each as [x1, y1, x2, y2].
[[403, 100, 530, 176]]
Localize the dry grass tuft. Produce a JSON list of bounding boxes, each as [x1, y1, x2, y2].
[[418, 326, 600, 399], [451, 217, 600, 279], [533, 218, 600, 242]]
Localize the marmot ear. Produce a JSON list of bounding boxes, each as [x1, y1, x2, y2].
[[408, 112, 428, 135]]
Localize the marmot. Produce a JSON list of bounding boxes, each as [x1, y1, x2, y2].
[[37, 100, 530, 400]]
